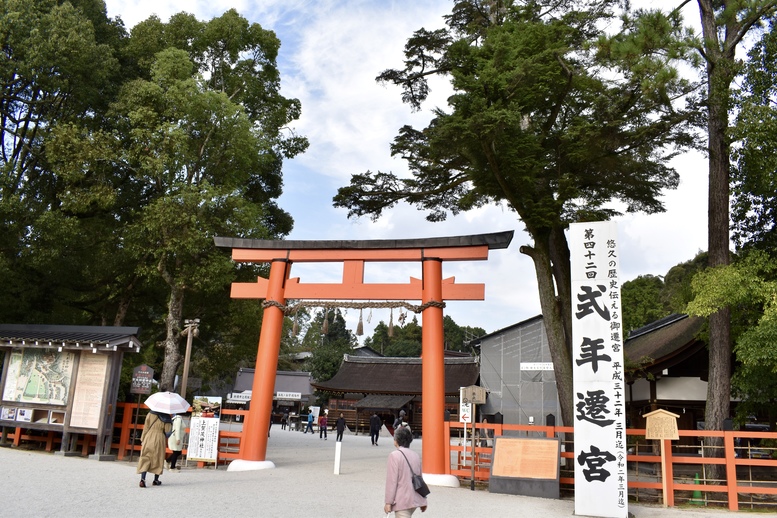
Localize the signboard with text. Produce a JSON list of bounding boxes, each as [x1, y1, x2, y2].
[[130, 365, 154, 395], [570, 221, 628, 518], [459, 401, 472, 423], [187, 416, 219, 462], [275, 391, 301, 400]]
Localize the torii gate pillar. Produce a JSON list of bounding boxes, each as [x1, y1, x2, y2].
[[234, 259, 289, 470], [215, 231, 513, 479], [421, 258, 446, 474]]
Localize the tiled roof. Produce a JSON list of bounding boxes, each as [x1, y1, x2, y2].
[[234, 369, 314, 394], [354, 394, 415, 410], [311, 355, 479, 395], [0, 324, 142, 351], [214, 230, 514, 251], [624, 314, 705, 374]]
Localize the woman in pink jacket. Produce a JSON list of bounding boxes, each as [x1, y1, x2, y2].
[[384, 427, 428, 517]]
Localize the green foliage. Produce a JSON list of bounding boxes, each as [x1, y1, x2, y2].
[[732, 363, 777, 427], [621, 252, 708, 335], [444, 315, 486, 352], [686, 251, 775, 319], [732, 18, 777, 252], [304, 310, 357, 382], [335, 2, 695, 228], [621, 275, 668, 333], [662, 252, 709, 313], [362, 313, 482, 357], [0, 3, 308, 394], [687, 250, 777, 377], [0, 0, 123, 324], [333, 0, 697, 426]]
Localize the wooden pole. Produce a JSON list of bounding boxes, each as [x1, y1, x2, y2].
[[661, 439, 668, 507], [129, 396, 139, 462], [470, 402, 477, 490]]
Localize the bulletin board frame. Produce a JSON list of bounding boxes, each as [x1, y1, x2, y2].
[[489, 436, 560, 499]]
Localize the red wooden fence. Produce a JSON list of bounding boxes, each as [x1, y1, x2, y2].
[[446, 421, 777, 511]]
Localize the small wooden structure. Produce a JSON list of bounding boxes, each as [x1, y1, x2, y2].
[[0, 324, 142, 460], [644, 408, 680, 507]]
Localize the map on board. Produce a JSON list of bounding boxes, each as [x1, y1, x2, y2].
[[2, 349, 75, 405]]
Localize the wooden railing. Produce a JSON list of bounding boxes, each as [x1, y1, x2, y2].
[[445, 421, 777, 511]]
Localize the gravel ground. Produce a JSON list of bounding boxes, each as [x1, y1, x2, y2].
[[0, 426, 734, 518]]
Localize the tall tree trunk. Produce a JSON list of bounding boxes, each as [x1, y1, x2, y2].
[[549, 224, 573, 346], [521, 235, 574, 427], [160, 282, 184, 392], [698, 0, 735, 482]]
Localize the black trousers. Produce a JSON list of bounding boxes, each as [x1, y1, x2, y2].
[[166, 450, 182, 469]]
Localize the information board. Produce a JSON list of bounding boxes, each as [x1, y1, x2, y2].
[[69, 352, 108, 429], [644, 410, 679, 441], [188, 417, 219, 462], [492, 437, 559, 479], [2, 349, 75, 405], [130, 365, 154, 395], [489, 437, 560, 499]]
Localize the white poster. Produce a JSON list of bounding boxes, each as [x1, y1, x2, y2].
[[69, 353, 108, 429], [569, 221, 628, 518], [188, 416, 220, 462]]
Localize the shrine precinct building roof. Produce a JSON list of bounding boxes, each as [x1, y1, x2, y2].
[[213, 230, 514, 252], [0, 324, 142, 352], [623, 313, 706, 377], [311, 355, 479, 396]]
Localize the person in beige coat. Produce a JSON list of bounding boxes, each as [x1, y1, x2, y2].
[[136, 411, 172, 487], [384, 427, 428, 517]]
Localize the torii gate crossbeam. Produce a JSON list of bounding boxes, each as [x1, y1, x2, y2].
[[214, 231, 513, 481]]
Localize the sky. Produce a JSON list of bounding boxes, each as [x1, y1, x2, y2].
[[103, 0, 709, 341]]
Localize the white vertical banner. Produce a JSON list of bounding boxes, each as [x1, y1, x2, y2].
[[569, 221, 628, 518]]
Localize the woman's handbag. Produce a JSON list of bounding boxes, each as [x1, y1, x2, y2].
[[399, 450, 431, 497]]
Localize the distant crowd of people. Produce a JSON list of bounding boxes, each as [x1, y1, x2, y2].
[[274, 407, 414, 445]]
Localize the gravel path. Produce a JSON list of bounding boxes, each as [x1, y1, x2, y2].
[[0, 426, 733, 518]]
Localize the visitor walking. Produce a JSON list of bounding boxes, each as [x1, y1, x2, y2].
[[136, 411, 172, 487], [370, 412, 382, 446], [335, 412, 346, 442], [165, 413, 184, 470]]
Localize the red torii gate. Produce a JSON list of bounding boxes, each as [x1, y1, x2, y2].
[[214, 231, 512, 482]]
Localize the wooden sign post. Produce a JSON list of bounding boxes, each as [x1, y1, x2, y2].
[[644, 409, 680, 507], [461, 385, 486, 490]]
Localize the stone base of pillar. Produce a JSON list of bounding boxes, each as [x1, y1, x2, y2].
[[422, 473, 460, 488], [226, 459, 276, 472]]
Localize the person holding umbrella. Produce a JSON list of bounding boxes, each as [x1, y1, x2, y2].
[[137, 410, 171, 487], [137, 392, 189, 487]]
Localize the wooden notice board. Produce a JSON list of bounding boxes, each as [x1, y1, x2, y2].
[[69, 353, 109, 429], [489, 437, 560, 498], [644, 409, 679, 441]]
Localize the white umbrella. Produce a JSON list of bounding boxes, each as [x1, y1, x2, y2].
[[144, 391, 190, 414]]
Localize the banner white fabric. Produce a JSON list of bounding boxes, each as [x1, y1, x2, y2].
[[570, 221, 628, 518]]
